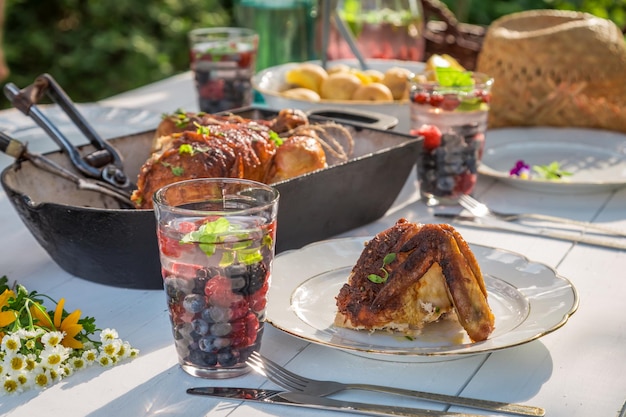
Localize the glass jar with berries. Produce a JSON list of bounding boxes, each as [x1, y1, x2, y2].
[[409, 69, 493, 206]]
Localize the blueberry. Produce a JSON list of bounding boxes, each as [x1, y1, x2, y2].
[[198, 336, 216, 352], [191, 319, 210, 336], [211, 322, 232, 337], [226, 263, 267, 296], [198, 336, 231, 353], [192, 267, 221, 294], [188, 349, 217, 367], [173, 323, 193, 341], [183, 294, 207, 313], [217, 348, 240, 367], [436, 176, 455, 192], [165, 277, 192, 302], [202, 305, 231, 323]]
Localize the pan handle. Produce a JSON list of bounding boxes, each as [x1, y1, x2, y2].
[[306, 107, 398, 130], [3, 74, 133, 191]]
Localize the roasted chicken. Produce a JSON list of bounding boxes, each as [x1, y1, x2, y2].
[[131, 109, 351, 209], [335, 219, 495, 342]]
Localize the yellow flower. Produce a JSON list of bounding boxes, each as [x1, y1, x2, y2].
[[29, 303, 53, 328], [53, 298, 83, 349], [0, 289, 17, 328]]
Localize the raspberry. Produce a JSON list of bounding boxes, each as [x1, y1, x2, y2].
[[204, 275, 240, 307], [428, 93, 444, 108], [412, 91, 429, 104], [246, 280, 269, 312], [158, 230, 181, 258], [176, 221, 197, 234], [170, 263, 203, 279], [453, 172, 477, 195], [416, 124, 442, 152], [441, 94, 461, 111]]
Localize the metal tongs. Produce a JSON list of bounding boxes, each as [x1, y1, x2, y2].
[[0, 131, 133, 206], [3, 73, 134, 195]]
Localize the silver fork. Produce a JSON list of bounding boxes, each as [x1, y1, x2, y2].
[[458, 194, 626, 237], [246, 352, 545, 416]]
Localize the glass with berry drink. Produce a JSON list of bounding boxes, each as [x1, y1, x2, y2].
[[189, 27, 258, 113], [153, 178, 279, 379], [409, 69, 493, 206]]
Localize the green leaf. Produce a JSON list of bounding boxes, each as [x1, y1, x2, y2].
[[532, 161, 573, 180], [269, 130, 283, 147], [367, 274, 385, 284], [435, 68, 474, 88], [382, 253, 396, 266], [178, 143, 194, 155]]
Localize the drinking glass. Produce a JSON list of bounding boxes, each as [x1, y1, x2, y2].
[[189, 27, 258, 113], [153, 178, 279, 379], [409, 70, 493, 206]]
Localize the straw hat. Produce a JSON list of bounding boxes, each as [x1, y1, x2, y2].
[[476, 10, 626, 132]]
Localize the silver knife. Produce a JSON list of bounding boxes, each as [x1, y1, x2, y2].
[[186, 387, 490, 417], [435, 214, 626, 250]]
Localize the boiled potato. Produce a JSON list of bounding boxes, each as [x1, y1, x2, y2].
[[382, 67, 413, 100], [351, 83, 394, 102], [327, 63, 351, 74], [281, 87, 321, 101], [319, 72, 362, 100], [363, 69, 385, 83], [285, 63, 328, 93]]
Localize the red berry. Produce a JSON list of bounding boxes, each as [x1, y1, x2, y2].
[[476, 90, 491, 104], [230, 298, 249, 321], [428, 93, 444, 108], [170, 263, 203, 279], [158, 230, 181, 258], [416, 124, 442, 152], [412, 91, 429, 104], [229, 313, 259, 348], [169, 303, 195, 325], [246, 280, 269, 312], [177, 221, 197, 234], [441, 94, 461, 111], [238, 51, 253, 69], [453, 172, 477, 195], [205, 275, 242, 307]]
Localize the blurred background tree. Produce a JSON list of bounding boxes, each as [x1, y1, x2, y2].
[[0, 0, 623, 109], [1, 0, 232, 108]]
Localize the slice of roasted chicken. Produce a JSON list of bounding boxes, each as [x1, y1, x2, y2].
[[335, 219, 495, 342]]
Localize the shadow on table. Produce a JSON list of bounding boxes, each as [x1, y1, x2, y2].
[[83, 363, 254, 417], [456, 340, 553, 408]]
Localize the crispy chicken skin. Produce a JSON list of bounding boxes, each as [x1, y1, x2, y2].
[[131, 109, 329, 209], [335, 219, 495, 342]]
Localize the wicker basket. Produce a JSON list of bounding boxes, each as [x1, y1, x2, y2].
[[476, 9, 626, 132]]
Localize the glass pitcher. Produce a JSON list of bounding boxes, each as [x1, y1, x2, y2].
[[324, 0, 425, 62]]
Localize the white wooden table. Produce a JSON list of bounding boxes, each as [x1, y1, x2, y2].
[[1, 71, 626, 417]]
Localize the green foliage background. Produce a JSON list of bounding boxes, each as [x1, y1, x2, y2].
[[2, 0, 232, 108], [1, 0, 623, 109]]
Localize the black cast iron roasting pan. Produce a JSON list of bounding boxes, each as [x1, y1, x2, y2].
[[1, 74, 422, 289]]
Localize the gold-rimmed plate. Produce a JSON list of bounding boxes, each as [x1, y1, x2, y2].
[[267, 236, 578, 362]]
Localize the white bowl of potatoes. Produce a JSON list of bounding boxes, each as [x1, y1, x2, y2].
[[252, 59, 425, 131]]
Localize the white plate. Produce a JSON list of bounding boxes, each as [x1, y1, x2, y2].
[[480, 127, 626, 194], [0, 103, 160, 154], [267, 236, 578, 362], [252, 59, 424, 132]]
